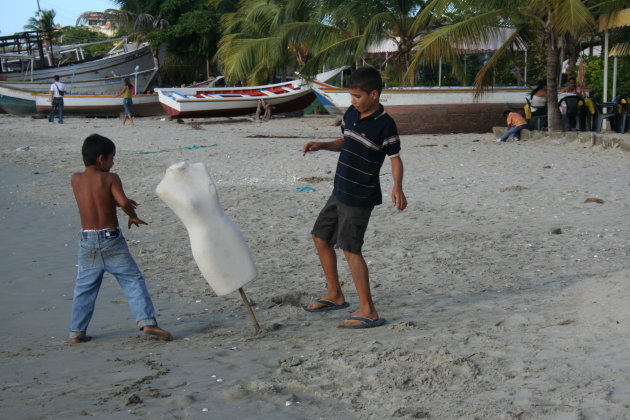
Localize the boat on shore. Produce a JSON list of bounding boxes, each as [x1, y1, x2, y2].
[[311, 80, 530, 134], [0, 67, 158, 114], [0, 33, 155, 85], [0, 33, 159, 114], [34, 92, 163, 117], [155, 80, 315, 119]]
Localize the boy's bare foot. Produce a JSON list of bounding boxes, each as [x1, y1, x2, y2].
[[69, 335, 92, 344], [305, 294, 346, 311], [338, 311, 382, 328], [305, 298, 349, 312], [142, 326, 172, 341]]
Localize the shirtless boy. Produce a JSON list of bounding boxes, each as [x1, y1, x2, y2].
[[69, 133, 171, 343]]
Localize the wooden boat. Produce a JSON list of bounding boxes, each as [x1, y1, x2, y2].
[[0, 37, 155, 85], [34, 92, 163, 117], [311, 80, 530, 134], [0, 67, 158, 114], [155, 80, 315, 119]]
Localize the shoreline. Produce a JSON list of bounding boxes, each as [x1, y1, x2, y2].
[[1, 115, 630, 419]]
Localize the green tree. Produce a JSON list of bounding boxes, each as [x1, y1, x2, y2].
[[24, 9, 61, 66], [214, 0, 438, 86], [214, 0, 316, 84], [408, 0, 630, 131], [287, 0, 436, 86], [150, 9, 220, 80], [24, 9, 60, 36], [59, 26, 111, 59]]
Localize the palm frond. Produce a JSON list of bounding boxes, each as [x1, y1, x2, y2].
[[551, 0, 594, 36], [300, 36, 363, 77], [472, 28, 524, 95], [407, 9, 507, 82]]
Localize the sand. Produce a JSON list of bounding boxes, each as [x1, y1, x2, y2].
[[1, 113, 629, 419]]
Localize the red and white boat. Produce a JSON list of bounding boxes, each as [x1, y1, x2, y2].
[[155, 79, 315, 119], [34, 92, 163, 117], [312, 80, 530, 134]]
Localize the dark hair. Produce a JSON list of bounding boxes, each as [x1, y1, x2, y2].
[[82, 134, 116, 166], [503, 109, 511, 117], [124, 77, 133, 88], [530, 79, 547, 96], [54, 75, 60, 81], [346, 66, 382, 94]]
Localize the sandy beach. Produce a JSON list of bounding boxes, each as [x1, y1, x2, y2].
[[1, 113, 630, 419]]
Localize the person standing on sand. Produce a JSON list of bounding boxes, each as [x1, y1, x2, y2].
[[49, 75, 65, 124], [116, 78, 135, 126], [302, 66, 407, 329], [68, 134, 171, 343]]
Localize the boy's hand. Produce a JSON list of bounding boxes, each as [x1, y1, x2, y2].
[[392, 188, 407, 211], [128, 199, 139, 208], [302, 141, 320, 155], [128, 217, 148, 228]]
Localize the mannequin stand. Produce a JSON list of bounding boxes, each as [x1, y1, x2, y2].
[[238, 288, 262, 334]]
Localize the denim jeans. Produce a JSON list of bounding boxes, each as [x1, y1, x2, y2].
[[49, 98, 64, 123], [69, 228, 157, 339], [499, 124, 527, 142], [123, 97, 133, 116]]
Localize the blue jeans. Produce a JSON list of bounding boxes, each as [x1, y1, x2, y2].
[[499, 124, 527, 141], [123, 97, 133, 116], [69, 228, 157, 339], [49, 98, 64, 123]]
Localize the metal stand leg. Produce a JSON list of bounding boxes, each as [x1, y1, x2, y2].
[[239, 288, 262, 334]]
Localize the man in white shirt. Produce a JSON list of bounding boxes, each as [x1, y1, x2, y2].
[[49, 75, 66, 124]]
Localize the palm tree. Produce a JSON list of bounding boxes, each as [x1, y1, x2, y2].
[[288, 0, 434, 86], [25, 9, 61, 66], [408, 0, 630, 131], [214, 0, 316, 84], [214, 1, 434, 86]]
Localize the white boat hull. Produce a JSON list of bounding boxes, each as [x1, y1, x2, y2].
[[155, 80, 315, 119], [34, 93, 163, 117], [0, 68, 158, 114], [312, 81, 530, 134]]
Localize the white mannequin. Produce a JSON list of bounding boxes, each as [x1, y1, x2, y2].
[[156, 162, 257, 296]]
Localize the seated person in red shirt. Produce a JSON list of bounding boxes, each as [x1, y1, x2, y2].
[[562, 77, 588, 97]]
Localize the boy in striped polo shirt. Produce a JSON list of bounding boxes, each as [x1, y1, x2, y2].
[[302, 66, 407, 329]]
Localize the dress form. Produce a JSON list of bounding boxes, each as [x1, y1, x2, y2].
[[156, 162, 257, 296]]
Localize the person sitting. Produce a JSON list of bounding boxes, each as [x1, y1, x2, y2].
[[497, 110, 528, 142], [562, 77, 587, 97], [529, 79, 547, 116], [559, 94, 584, 131]]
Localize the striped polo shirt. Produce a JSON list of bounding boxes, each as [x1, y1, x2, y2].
[[333, 104, 401, 207]]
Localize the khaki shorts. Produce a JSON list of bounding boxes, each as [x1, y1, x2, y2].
[[311, 194, 374, 254]]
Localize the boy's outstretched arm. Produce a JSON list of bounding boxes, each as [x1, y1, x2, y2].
[[302, 138, 344, 155], [111, 173, 148, 228], [390, 156, 407, 211]]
